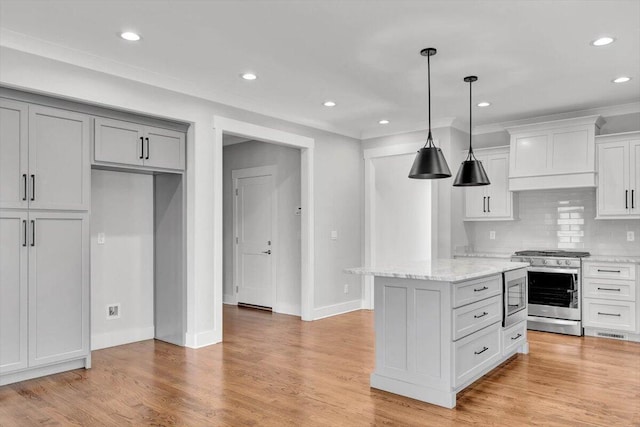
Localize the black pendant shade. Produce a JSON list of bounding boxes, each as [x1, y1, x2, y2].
[[453, 75, 490, 187], [408, 47, 452, 180], [409, 146, 452, 179]]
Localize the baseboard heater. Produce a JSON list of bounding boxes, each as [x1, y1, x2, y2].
[[596, 331, 626, 340], [238, 302, 273, 312]]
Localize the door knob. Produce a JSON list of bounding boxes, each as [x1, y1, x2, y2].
[[262, 250, 271, 255]]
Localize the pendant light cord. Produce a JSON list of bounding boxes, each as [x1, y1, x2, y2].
[[425, 52, 434, 148], [467, 78, 474, 160]]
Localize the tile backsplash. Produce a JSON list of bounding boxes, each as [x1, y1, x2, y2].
[[465, 188, 640, 256]]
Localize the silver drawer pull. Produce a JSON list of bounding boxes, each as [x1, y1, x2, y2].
[[511, 333, 522, 341], [474, 312, 488, 319], [474, 346, 489, 355], [474, 286, 489, 292], [597, 287, 621, 292], [597, 269, 621, 273], [597, 312, 621, 317]]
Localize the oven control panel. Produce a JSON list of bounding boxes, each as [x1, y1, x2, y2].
[[511, 256, 582, 268]]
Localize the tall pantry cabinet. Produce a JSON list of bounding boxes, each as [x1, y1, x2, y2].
[[0, 98, 90, 385]]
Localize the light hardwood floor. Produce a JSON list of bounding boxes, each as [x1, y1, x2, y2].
[[1, 306, 639, 426]]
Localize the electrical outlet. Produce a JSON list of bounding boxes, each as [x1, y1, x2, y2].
[[97, 232, 106, 245], [106, 304, 120, 319], [331, 230, 338, 240], [344, 284, 349, 294], [627, 231, 635, 242], [489, 231, 496, 240]]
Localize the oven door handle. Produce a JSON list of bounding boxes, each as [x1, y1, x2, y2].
[[527, 267, 580, 274]]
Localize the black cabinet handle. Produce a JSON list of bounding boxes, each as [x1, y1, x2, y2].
[[140, 136, 144, 159], [474, 311, 488, 319], [30, 220, 35, 247], [511, 333, 522, 341], [487, 196, 490, 212], [30, 175, 35, 201], [22, 220, 27, 247], [632, 190, 635, 209], [597, 287, 621, 291], [483, 196, 486, 213], [22, 174, 27, 201], [145, 137, 150, 160], [474, 286, 489, 292], [597, 269, 621, 273], [597, 312, 621, 317], [474, 346, 489, 355], [625, 190, 628, 209]]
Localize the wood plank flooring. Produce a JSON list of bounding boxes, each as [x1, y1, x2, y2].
[[1, 306, 639, 426]]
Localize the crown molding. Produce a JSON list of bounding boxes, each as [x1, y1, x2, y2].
[[360, 116, 462, 140]]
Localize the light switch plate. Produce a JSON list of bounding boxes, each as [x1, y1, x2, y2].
[[489, 231, 496, 240], [627, 231, 635, 242], [97, 232, 106, 245], [331, 230, 338, 240]]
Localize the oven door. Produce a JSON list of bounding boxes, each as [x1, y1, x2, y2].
[[527, 267, 580, 320]]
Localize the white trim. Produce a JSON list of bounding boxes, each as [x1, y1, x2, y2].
[[275, 302, 302, 317], [1, 358, 89, 386], [185, 329, 218, 349], [232, 165, 278, 311], [312, 299, 363, 320], [223, 294, 237, 305], [214, 116, 315, 324], [362, 140, 435, 309], [361, 117, 464, 140], [91, 326, 155, 351]]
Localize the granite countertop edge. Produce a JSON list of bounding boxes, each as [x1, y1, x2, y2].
[[585, 255, 640, 264]]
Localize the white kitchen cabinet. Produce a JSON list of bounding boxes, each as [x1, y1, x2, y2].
[[583, 261, 639, 339], [506, 115, 605, 191], [595, 131, 640, 219], [0, 211, 29, 374], [95, 117, 185, 171], [0, 100, 90, 211], [463, 146, 515, 220]]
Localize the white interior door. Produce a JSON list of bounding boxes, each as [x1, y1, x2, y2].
[[234, 170, 275, 308]]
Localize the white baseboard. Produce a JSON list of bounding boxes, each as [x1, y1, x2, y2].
[[185, 329, 221, 349], [223, 293, 236, 305], [274, 302, 301, 317], [312, 299, 363, 320], [91, 326, 155, 351]]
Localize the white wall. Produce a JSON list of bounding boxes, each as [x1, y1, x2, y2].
[[90, 170, 154, 350], [1, 46, 363, 343], [373, 153, 431, 264], [223, 140, 302, 315]]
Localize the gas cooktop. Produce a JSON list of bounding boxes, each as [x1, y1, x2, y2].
[[513, 250, 590, 258]]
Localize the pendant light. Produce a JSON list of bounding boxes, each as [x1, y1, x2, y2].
[[453, 76, 490, 186], [408, 48, 452, 179]]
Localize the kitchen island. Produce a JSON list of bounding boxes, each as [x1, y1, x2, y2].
[[347, 258, 530, 408]]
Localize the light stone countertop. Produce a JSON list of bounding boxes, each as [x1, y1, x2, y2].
[[452, 252, 513, 259], [345, 258, 530, 283], [584, 255, 640, 264]]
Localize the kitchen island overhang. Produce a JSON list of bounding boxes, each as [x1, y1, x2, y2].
[[347, 258, 530, 409]]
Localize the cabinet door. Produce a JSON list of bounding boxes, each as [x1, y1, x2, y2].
[[485, 153, 511, 218], [0, 99, 29, 209], [630, 140, 640, 215], [0, 211, 29, 373], [28, 106, 90, 211], [143, 126, 185, 170], [597, 142, 629, 216], [28, 212, 89, 367], [464, 155, 487, 219], [94, 117, 145, 167]]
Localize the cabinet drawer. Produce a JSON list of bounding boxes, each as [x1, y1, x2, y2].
[[453, 275, 502, 308], [454, 323, 501, 388], [453, 295, 501, 341], [583, 278, 635, 301], [584, 262, 636, 280], [502, 321, 527, 356], [583, 300, 636, 332]]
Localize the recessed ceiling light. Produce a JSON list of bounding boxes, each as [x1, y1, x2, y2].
[[591, 37, 615, 46], [241, 73, 257, 80], [323, 101, 336, 107], [477, 102, 491, 107], [612, 76, 631, 83], [120, 32, 141, 41], [378, 119, 390, 125]]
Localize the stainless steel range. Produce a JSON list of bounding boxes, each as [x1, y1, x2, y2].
[[511, 250, 590, 336]]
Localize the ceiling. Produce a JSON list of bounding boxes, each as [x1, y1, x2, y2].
[[0, 0, 638, 139]]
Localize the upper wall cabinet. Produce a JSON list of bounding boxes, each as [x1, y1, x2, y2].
[[463, 146, 516, 221], [506, 116, 605, 191], [0, 99, 90, 211], [595, 131, 640, 219], [94, 117, 185, 171]]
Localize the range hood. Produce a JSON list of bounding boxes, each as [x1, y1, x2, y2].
[[506, 115, 605, 191]]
